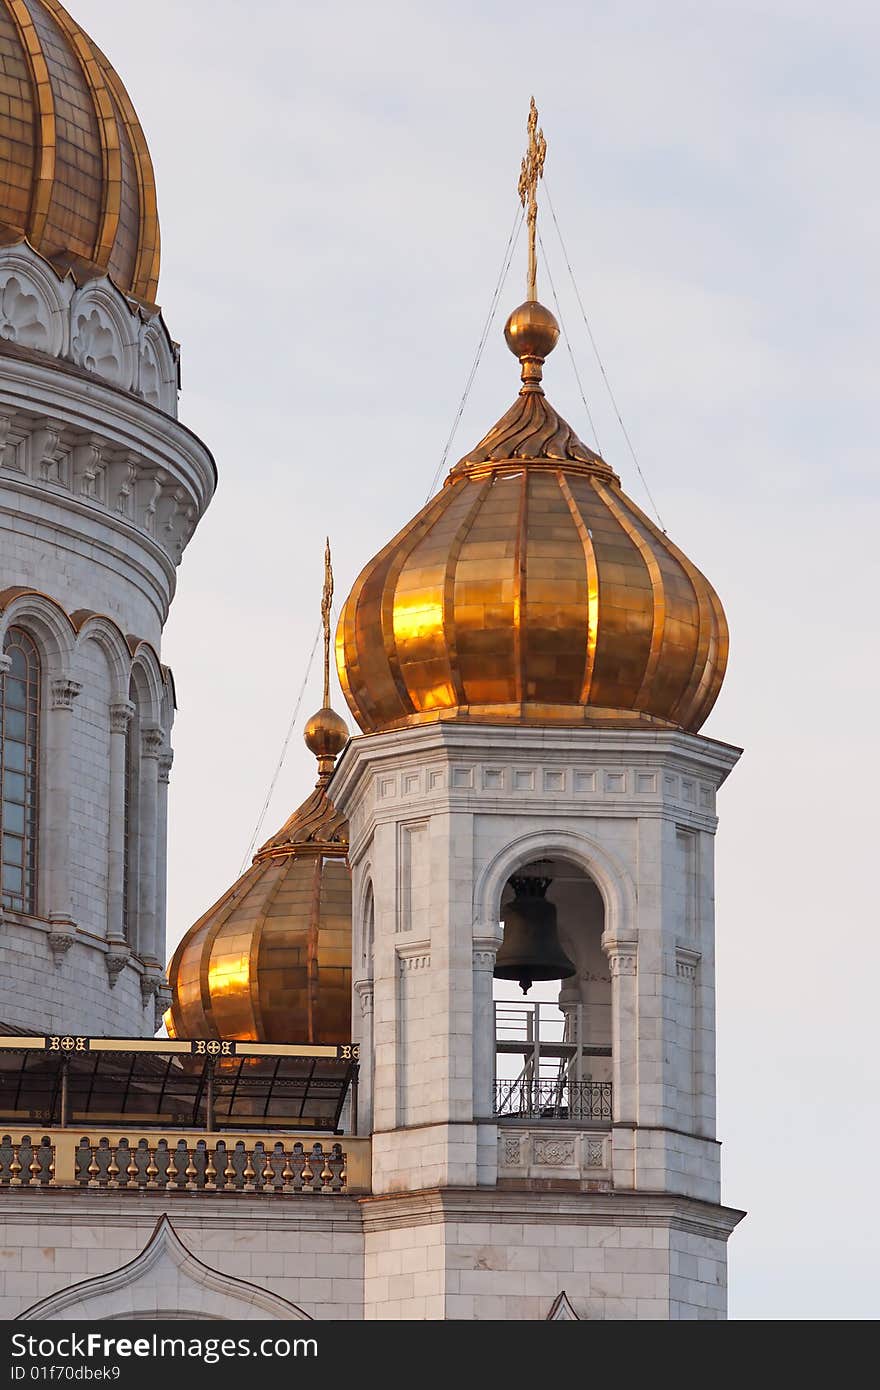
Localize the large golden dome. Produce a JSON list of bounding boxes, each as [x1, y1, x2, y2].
[[336, 301, 728, 735], [0, 0, 159, 301], [167, 737, 352, 1045]]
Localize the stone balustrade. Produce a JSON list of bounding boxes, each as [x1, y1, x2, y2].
[[0, 1131, 371, 1195]]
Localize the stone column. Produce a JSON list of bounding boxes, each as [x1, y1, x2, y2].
[[136, 724, 163, 970], [45, 676, 82, 955], [105, 699, 134, 985], [472, 936, 500, 1120], [605, 938, 638, 1124], [354, 979, 374, 1134], [156, 748, 173, 970]]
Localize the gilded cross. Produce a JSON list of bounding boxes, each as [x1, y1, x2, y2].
[[518, 96, 547, 301], [321, 536, 334, 707]]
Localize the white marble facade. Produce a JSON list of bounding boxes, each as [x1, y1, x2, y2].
[[0, 242, 214, 1034], [327, 720, 745, 1318]]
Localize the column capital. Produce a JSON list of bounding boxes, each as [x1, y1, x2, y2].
[[0, 652, 11, 676], [109, 699, 136, 733], [354, 978, 374, 1017], [50, 676, 82, 711], [605, 938, 638, 977], [140, 724, 164, 758], [473, 936, 499, 971], [158, 748, 174, 784]]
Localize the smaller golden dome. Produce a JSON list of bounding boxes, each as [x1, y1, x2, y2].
[[304, 706, 348, 761], [504, 299, 560, 368]]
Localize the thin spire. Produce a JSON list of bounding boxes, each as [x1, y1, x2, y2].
[[518, 96, 547, 302], [321, 536, 333, 708]]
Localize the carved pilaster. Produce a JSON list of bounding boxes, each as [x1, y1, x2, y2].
[[354, 978, 374, 1018]]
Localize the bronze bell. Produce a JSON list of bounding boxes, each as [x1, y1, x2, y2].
[[494, 875, 577, 995]]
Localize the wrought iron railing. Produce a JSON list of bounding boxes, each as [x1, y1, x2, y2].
[[0, 1130, 371, 1193], [494, 1079, 612, 1122]]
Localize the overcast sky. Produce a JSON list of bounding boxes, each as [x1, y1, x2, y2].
[[73, 0, 878, 1319]]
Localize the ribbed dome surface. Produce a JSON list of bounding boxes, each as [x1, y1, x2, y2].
[[0, 0, 159, 301], [167, 774, 351, 1045], [336, 340, 728, 734]]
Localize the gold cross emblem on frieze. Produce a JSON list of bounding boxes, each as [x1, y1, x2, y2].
[[518, 96, 547, 301]]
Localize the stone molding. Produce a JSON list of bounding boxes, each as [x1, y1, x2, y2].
[[0, 244, 178, 415], [358, 1187, 746, 1241], [675, 945, 701, 981], [396, 943, 431, 972]]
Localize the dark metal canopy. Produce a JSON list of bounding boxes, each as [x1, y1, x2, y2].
[[0, 1036, 359, 1133]]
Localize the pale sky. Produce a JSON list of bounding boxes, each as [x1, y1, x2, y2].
[[73, 0, 879, 1319]]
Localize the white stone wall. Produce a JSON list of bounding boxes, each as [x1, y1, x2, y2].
[[0, 1195, 364, 1321], [0, 246, 214, 1037], [0, 1189, 738, 1321], [361, 1191, 741, 1320]]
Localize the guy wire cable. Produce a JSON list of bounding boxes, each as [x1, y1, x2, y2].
[[537, 229, 602, 454], [543, 178, 667, 532], [238, 615, 323, 874], [425, 203, 524, 501]]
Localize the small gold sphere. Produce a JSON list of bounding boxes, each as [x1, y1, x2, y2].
[[304, 706, 349, 759], [504, 300, 560, 361]]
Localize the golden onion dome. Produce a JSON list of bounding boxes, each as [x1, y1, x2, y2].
[[336, 299, 728, 735], [167, 715, 352, 1045], [0, 0, 159, 302]]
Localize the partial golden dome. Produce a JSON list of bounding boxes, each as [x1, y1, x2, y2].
[[336, 302, 728, 735], [167, 747, 351, 1045], [0, 0, 159, 302]]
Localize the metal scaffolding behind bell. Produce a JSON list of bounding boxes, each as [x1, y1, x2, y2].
[[493, 875, 576, 995]]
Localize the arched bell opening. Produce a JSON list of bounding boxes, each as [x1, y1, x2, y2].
[[492, 856, 612, 1124]]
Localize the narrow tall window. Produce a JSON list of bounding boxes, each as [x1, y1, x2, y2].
[[1, 628, 40, 914]]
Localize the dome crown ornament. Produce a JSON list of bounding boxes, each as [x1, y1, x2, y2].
[[335, 103, 728, 736]]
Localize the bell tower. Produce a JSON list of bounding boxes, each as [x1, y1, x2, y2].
[[331, 101, 744, 1320]]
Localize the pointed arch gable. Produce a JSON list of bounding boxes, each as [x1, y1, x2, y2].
[[17, 1216, 312, 1322]]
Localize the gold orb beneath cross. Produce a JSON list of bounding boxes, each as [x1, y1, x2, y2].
[[504, 300, 560, 363], [304, 706, 349, 759]]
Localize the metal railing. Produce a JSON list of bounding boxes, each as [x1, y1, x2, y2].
[[494, 1079, 613, 1122], [0, 1130, 371, 1194]]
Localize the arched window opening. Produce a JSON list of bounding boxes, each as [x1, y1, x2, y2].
[[1, 628, 41, 914], [493, 856, 611, 1124], [121, 676, 140, 944]]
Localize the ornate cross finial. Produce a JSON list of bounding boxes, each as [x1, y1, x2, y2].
[[518, 96, 547, 301], [321, 536, 334, 708]]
